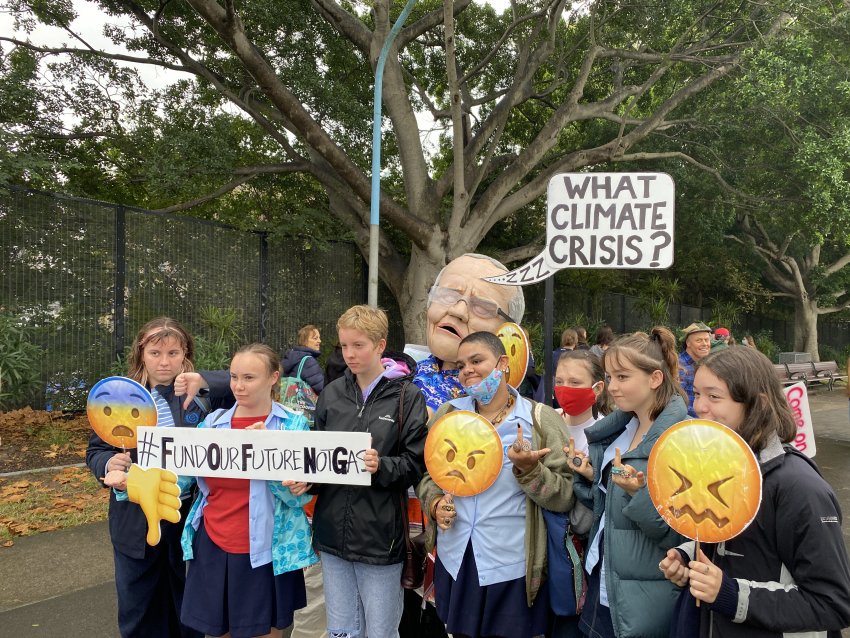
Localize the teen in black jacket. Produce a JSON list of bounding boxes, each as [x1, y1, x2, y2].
[[661, 347, 850, 638], [287, 306, 427, 638]]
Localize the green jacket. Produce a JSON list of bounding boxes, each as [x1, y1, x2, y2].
[[416, 397, 574, 606], [574, 395, 688, 638]]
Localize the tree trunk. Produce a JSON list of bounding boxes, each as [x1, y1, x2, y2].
[[792, 297, 820, 361]]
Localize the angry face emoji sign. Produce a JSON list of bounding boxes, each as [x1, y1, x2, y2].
[[425, 410, 503, 497], [87, 377, 157, 448]]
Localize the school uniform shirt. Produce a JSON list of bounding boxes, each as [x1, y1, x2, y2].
[[436, 388, 531, 587]]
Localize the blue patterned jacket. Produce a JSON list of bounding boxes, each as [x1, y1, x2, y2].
[[180, 402, 318, 574]]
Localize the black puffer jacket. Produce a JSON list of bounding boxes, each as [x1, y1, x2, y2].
[[683, 437, 850, 638], [281, 346, 325, 394], [86, 371, 234, 559], [311, 352, 427, 565]]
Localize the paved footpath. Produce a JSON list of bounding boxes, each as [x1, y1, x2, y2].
[[2, 390, 849, 637]]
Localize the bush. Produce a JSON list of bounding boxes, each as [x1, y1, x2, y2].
[[753, 330, 780, 362], [0, 313, 43, 410]]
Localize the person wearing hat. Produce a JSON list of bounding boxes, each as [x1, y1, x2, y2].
[[678, 322, 712, 417]]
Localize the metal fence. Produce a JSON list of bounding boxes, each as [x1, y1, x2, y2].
[[523, 273, 850, 355], [1, 187, 367, 409], [3, 187, 848, 409]]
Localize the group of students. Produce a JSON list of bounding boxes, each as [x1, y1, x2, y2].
[[87, 311, 850, 638]]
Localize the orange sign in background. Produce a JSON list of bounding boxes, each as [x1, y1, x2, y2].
[[647, 419, 762, 543]]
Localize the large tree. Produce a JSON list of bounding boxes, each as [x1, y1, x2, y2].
[[659, 6, 850, 358], [1, 0, 825, 342]]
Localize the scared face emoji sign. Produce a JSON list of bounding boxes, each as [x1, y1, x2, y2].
[[87, 377, 157, 448], [496, 322, 529, 389], [647, 419, 762, 543], [425, 410, 502, 497]]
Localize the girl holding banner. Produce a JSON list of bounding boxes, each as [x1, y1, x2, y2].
[[565, 327, 688, 638], [87, 316, 233, 638], [660, 347, 850, 637], [179, 343, 317, 638]]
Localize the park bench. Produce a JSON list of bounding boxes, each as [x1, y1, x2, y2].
[[809, 360, 848, 391], [773, 364, 797, 387], [785, 362, 812, 386]]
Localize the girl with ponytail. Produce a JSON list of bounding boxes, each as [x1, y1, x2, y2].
[[565, 327, 688, 638]]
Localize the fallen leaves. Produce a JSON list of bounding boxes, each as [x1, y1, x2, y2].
[[0, 467, 108, 542], [0, 408, 91, 473]]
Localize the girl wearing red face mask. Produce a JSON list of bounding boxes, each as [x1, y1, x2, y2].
[[543, 350, 611, 638], [555, 350, 611, 456]]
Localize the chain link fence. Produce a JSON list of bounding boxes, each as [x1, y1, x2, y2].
[[1, 187, 367, 409]]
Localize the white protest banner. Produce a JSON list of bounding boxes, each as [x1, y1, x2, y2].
[[784, 382, 816, 458], [486, 172, 675, 285], [135, 426, 372, 485]]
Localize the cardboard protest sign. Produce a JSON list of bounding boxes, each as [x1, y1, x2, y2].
[[486, 172, 675, 285], [784, 382, 816, 458], [647, 419, 762, 544], [135, 426, 372, 485]]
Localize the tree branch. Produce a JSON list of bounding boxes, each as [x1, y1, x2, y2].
[[495, 237, 546, 265], [0, 36, 190, 73]]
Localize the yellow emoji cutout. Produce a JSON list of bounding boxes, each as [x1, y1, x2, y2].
[[425, 410, 503, 497], [496, 322, 529, 388], [126, 465, 182, 545], [647, 419, 762, 543], [87, 377, 157, 448]]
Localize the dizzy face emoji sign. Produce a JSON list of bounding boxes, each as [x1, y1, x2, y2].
[[647, 419, 762, 543], [425, 410, 502, 497], [496, 322, 529, 389], [87, 377, 157, 448]]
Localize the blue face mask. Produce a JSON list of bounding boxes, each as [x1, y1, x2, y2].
[[464, 367, 504, 405]]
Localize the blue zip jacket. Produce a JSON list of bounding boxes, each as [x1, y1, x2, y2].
[[180, 402, 319, 574]]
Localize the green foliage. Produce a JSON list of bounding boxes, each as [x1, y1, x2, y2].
[[710, 299, 741, 331], [0, 313, 43, 409], [753, 330, 780, 363], [633, 276, 681, 329], [522, 321, 544, 373], [193, 337, 233, 372], [194, 306, 246, 370]]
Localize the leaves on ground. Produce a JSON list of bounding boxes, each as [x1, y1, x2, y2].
[[0, 408, 91, 473], [0, 467, 108, 543]]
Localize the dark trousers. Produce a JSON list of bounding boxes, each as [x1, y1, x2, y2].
[[113, 515, 201, 638]]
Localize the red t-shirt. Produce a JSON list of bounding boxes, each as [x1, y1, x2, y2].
[[203, 415, 267, 554]]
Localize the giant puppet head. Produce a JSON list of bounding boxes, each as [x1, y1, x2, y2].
[[426, 254, 525, 365]]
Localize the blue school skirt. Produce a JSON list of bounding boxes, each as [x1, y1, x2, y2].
[[434, 540, 549, 638], [181, 522, 306, 638]]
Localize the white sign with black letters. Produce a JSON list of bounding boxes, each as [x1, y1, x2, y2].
[[486, 172, 675, 285], [135, 426, 371, 485]]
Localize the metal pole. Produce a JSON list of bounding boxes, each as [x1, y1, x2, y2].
[[543, 274, 555, 407], [367, 0, 417, 307], [258, 232, 269, 342], [114, 204, 126, 361]]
